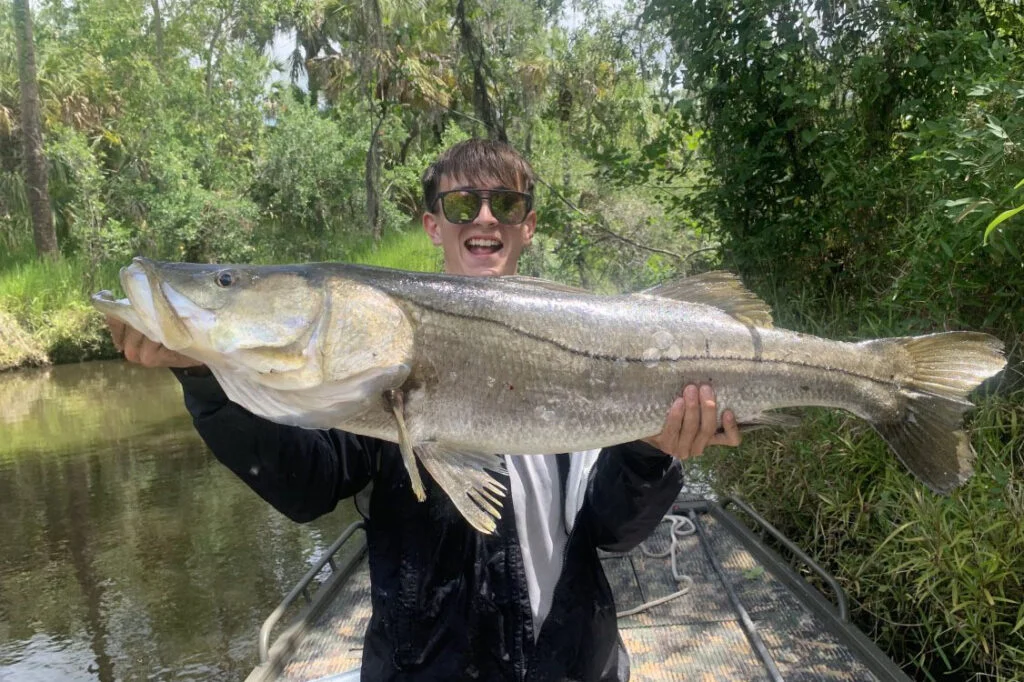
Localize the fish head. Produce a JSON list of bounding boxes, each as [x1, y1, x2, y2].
[[94, 258, 327, 384]]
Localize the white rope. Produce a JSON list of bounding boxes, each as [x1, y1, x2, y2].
[[616, 514, 695, 618]]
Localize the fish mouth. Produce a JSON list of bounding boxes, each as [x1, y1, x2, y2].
[[464, 236, 504, 256], [118, 257, 194, 351]]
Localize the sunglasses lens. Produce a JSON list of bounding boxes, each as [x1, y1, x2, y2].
[[490, 191, 529, 224], [441, 191, 483, 224]]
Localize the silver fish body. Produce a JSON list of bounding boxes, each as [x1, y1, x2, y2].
[[93, 259, 1006, 533]]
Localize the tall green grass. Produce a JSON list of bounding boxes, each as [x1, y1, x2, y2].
[[344, 225, 443, 272], [0, 253, 124, 366]]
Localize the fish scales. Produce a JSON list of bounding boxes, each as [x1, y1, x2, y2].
[[389, 303, 872, 453]]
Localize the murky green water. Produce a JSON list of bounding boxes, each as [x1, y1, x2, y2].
[[0, 361, 358, 681]]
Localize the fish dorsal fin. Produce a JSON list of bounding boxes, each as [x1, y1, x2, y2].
[[415, 444, 507, 534], [499, 275, 592, 295], [643, 271, 774, 328]]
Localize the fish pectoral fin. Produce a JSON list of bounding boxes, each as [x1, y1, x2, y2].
[[642, 271, 774, 328], [385, 389, 425, 502], [415, 444, 508, 535]]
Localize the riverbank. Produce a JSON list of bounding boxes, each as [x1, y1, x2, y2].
[[0, 310, 49, 371], [0, 296, 120, 372]]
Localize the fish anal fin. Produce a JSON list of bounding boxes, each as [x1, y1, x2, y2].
[[643, 271, 774, 328], [738, 411, 802, 432], [415, 444, 508, 535], [385, 389, 425, 502]]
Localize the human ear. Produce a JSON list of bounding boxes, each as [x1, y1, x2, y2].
[[423, 212, 443, 246], [522, 210, 537, 245]]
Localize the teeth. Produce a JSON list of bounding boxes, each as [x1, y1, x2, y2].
[[466, 238, 502, 247]]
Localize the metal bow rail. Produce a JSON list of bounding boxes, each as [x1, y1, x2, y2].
[[258, 520, 367, 664]]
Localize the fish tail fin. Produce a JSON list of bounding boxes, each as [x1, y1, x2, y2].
[[866, 332, 1005, 493]]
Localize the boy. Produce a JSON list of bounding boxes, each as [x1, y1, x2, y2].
[[107, 139, 740, 680]]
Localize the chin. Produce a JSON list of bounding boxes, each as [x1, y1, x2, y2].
[[459, 257, 512, 277]]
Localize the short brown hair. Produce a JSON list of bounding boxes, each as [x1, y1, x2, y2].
[[421, 139, 535, 212]]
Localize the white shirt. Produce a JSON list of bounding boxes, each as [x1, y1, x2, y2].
[[506, 449, 601, 639]]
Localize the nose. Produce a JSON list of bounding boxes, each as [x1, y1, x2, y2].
[[475, 198, 498, 225]]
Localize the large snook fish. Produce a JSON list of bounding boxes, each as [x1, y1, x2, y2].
[[93, 258, 1005, 533]]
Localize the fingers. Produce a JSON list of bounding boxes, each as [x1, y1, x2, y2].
[[677, 384, 700, 455], [121, 325, 148, 364], [105, 316, 127, 351], [645, 384, 742, 461], [114, 323, 198, 368], [710, 410, 742, 448], [662, 395, 686, 439], [689, 384, 718, 456]]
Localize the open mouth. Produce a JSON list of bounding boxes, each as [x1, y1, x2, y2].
[[464, 236, 503, 255]]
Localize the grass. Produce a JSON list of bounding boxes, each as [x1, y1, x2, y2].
[[0, 253, 123, 368], [345, 224, 444, 272]]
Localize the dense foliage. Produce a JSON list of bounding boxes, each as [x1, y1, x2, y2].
[[645, 0, 1024, 359], [1, 0, 1023, 679]]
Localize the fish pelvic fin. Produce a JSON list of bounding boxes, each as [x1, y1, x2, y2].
[[385, 389, 425, 502], [415, 444, 508, 535], [868, 332, 1006, 493], [642, 271, 774, 328]]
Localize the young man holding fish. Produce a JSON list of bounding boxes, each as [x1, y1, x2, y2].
[[106, 139, 741, 680]]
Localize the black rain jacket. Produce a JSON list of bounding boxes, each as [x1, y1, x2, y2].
[[174, 369, 685, 681]]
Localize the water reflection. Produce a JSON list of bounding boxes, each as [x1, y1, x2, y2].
[[0, 362, 356, 680]]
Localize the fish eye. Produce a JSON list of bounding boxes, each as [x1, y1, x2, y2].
[[215, 270, 238, 288]]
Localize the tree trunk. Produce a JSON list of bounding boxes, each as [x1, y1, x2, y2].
[[149, 0, 164, 63], [12, 0, 58, 258], [363, 0, 386, 243], [365, 114, 384, 244], [455, 0, 507, 142]]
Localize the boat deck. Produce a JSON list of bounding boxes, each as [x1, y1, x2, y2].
[[248, 498, 909, 682]]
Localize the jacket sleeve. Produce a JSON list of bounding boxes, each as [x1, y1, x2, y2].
[[172, 368, 380, 523], [579, 441, 684, 553]]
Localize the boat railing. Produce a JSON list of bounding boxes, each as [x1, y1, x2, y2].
[[718, 495, 849, 621], [258, 520, 367, 664]]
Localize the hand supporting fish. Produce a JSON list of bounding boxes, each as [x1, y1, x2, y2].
[[93, 258, 1006, 534], [644, 385, 742, 459], [106, 316, 202, 369]]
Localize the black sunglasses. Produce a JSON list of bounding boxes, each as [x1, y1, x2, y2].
[[433, 188, 533, 225]]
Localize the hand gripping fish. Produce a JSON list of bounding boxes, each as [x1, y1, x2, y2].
[[92, 258, 1006, 534]]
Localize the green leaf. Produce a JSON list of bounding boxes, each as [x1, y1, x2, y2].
[[743, 566, 765, 580], [983, 204, 1024, 244]]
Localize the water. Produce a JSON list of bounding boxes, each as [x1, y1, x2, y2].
[[0, 361, 358, 681]]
